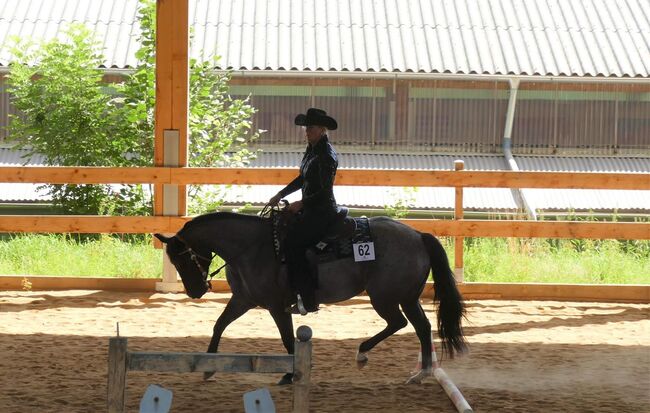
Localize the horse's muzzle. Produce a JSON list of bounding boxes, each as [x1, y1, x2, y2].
[[187, 284, 208, 299]]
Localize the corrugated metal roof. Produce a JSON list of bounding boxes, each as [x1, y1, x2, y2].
[[0, 0, 648, 77], [515, 155, 650, 173], [522, 188, 650, 212], [0, 0, 140, 69], [516, 154, 650, 212], [248, 151, 509, 170], [0, 147, 46, 165], [241, 151, 650, 211], [0, 147, 47, 202], [0, 182, 49, 202], [217, 184, 518, 211]]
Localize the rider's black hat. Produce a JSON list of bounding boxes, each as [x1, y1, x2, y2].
[[294, 108, 338, 130]]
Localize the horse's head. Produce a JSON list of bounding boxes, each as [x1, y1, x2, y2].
[[154, 233, 211, 299]]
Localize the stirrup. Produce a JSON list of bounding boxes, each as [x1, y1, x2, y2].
[[295, 294, 307, 316]]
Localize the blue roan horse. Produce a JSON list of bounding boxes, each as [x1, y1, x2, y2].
[[155, 211, 467, 384]]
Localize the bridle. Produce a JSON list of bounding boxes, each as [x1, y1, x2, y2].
[[175, 234, 226, 289]]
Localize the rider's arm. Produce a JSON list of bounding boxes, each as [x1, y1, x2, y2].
[[278, 175, 303, 198]]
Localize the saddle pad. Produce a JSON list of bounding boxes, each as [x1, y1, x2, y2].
[[312, 217, 372, 263]]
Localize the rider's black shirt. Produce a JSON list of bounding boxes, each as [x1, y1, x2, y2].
[[278, 134, 338, 214]]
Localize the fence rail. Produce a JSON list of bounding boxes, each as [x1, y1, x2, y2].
[[0, 167, 648, 240], [0, 215, 647, 240], [1, 166, 648, 189]]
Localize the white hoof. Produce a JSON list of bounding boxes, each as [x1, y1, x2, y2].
[[405, 368, 432, 384], [356, 351, 368, 369]]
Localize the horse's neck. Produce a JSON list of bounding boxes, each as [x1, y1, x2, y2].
[[189, 215, 269, 264]]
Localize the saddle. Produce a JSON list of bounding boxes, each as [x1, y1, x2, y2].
[[270, 205, 370, 264], [323, 206, 356, 240]]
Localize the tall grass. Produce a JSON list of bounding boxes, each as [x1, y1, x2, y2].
[[0, 234, 162, 278], [0, 234, 647, 284], [444, 237, 650, 284]]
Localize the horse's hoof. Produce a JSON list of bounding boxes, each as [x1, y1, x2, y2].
[[277, 373, 293, 385], [405, 368, 432, 385], [356, 351, 368, 370], [203, 371, 216, 381]]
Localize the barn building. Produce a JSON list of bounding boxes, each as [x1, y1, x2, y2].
[[1, 0, 648, 218]]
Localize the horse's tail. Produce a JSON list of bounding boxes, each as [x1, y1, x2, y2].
[[420, 232, 467, 357]]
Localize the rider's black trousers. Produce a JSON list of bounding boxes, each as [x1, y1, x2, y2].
[[285, 207, 335, 307]]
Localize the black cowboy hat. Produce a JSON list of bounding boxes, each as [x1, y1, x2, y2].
[[294, 108, 338, 130]]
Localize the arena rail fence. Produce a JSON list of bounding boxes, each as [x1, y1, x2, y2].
[[107, 325, 313, 413], [1, 165, 649, 287]]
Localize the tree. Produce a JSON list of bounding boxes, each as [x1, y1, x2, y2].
[[116, 0, 261, 214], [6, 0, 261, 216], [6, 24, 149, 215]]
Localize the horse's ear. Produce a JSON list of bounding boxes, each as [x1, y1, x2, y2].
[[154, 233, 172, 244]]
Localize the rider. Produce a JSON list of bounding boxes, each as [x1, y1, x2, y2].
[[268, 108, 339, 315]]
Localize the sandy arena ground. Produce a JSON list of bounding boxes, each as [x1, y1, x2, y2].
[[0, 290, 648, 412]]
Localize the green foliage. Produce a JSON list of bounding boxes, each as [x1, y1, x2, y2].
[[383, 187, 419, 219], [5, 0, 261, 216], [6, 24, 150, 215], [116, 0, 262, 215]]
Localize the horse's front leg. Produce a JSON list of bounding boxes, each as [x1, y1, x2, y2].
[[269, 308, 295, 385], [204, 294, 255, 380]]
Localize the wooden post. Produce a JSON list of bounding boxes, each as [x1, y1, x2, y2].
[[155, 0, 189, 293], [454, 160, 465, 282], [107, 337, 128, 413], [293, 326, 313, 413], [395, 80, 410, 141]]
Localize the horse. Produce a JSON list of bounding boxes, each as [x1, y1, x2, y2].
[[154, 210, 467, 385]]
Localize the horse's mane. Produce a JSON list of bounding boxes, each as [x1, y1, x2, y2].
[[182, 211, 266, 231]]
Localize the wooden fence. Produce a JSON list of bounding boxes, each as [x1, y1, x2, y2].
[[0, 165, 647, 239], [1, 165, 648, 282]]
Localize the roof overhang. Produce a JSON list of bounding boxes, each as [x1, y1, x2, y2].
[[2, 66, 648, 85]]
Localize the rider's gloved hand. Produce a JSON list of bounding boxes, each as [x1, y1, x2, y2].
[[268, 193, 282, 206]]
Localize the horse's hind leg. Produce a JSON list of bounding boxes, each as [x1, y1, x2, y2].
[[356, 301, 408, 369], [401, 299, 434, 384], [204, 294, 255, 380]]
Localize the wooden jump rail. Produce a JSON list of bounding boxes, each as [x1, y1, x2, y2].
[[413, 332, 473, 413], [107, 326, 313, 413]]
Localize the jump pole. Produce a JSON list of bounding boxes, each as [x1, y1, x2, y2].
[[414, 332, 473, 413], [107, 326, 313, 413]]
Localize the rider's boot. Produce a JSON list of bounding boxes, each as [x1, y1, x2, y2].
[[301, 289, 319, 313]]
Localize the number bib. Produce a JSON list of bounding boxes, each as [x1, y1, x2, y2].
[[353, 242, 376, 262]]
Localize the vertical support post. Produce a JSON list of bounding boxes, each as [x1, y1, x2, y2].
[[454, 160, 465, 282], [395, 79, 410, 143], [293, 326, 313, 413], [156, 130, 184, 292], [154, 0, 189, 293], [371, 77, 377, 146], [107, 337, 128, 413], [388, 78, 396, 140]]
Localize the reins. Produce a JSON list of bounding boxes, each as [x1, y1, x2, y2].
[[175, 233, 226, 288], [259, 199, 288, 218]]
